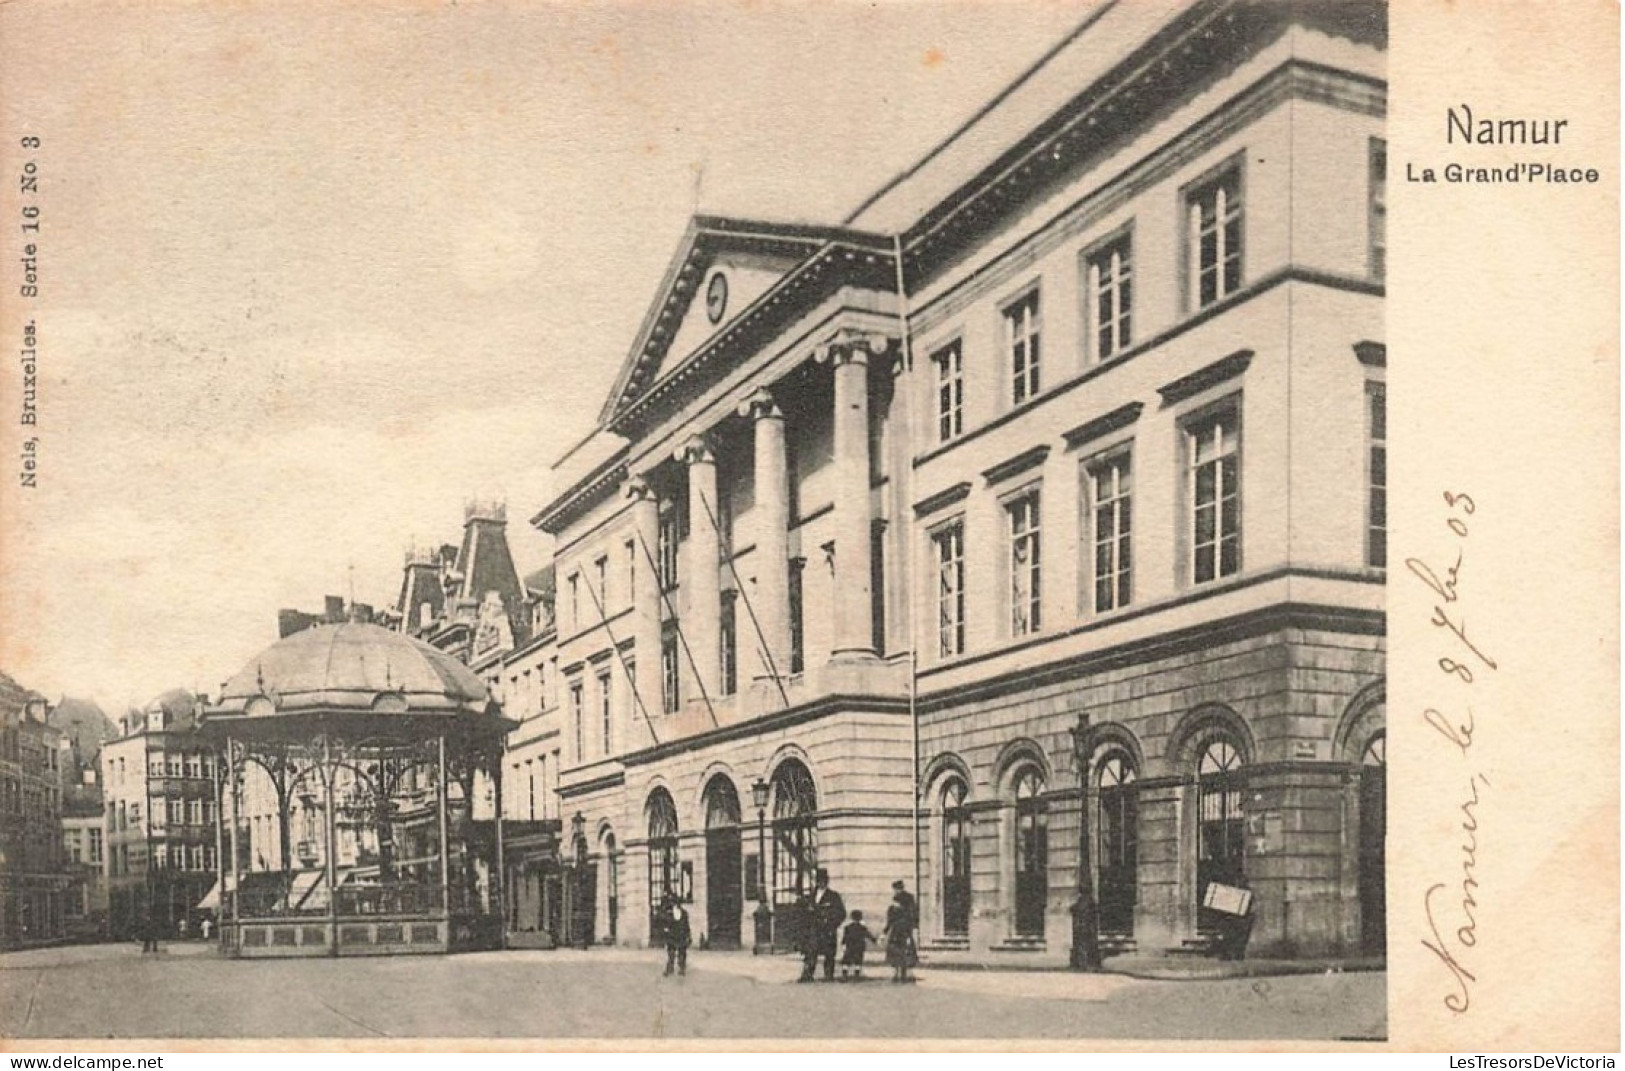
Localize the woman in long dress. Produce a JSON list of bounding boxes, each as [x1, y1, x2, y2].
[[882, 880, 919, 984]]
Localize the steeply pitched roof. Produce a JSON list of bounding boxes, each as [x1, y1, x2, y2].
[[48, 696, 117, 759]]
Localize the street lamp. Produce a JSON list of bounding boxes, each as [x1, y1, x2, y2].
[[1070, 712, 1103, 972], [751, 777, 771, 954]]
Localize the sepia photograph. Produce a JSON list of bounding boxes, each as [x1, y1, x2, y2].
[[0, 0, 1615, 1052]]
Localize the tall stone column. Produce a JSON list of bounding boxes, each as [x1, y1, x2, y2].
[[740, 388, 790, 686], [816, 331, 887, 662], [677, 436, 721, 706], [884, 348, 914, 659], [625, 478, 662, 745]]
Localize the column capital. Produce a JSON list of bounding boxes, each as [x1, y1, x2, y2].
[[812, 328, 896, 367], [625, 477, 657, 503], [737, 387, 783, 422], [674, 435, 715, 467]]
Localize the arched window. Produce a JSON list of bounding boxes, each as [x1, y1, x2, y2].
[[770, 760, 818, 914], [1195, 736, 1245, 934], [704, 777, 741, 829], [1012, 765, 1048, 937], [1359, 729, 1386, 953], [940, 777, 971, 935], [646, 788, 680, 935], [1096, 750, 1138, 936]]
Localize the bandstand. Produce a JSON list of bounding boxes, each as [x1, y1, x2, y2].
[[198, 622, 514, 957]]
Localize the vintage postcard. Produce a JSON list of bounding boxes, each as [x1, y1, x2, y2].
[[0, 0, 1616, 1054]]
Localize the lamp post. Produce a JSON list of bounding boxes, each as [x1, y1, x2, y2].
[[751, 777, 772, 954], [571, 812, 587, 949], [1070, 712, 1103, 972]]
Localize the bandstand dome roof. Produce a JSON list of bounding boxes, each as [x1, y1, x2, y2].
[[204, 622, 502, 730]]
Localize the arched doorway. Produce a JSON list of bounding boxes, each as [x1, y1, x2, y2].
[[1096, 750, 1138, 937], [940, 778, 972, 936], [646, 788, 680, 942], [770, 758, 818, 952], [703, 776, 743, 949], [1012, 765, 1048, 938], [1195, 737, 1246, 935], [1358, 731, 1386, 954], [599, 830, 619, 945]]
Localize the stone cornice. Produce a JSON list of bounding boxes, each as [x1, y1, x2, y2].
[[620, 692, 912, 768], [1157, 349, 1254, 406], [916, 575, 1385, 714], [909, 58, 1387, 337], [912, 481, 972, 519], [530, 449, 631, 536], [606, 238, 896, 441], [1063, 402, 1144, 451], [912, 269, 1381, 472], [981, 444, 1051, 486], [898, 1, 1385, 288]]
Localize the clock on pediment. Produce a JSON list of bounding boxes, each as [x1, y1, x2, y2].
[[705, 270, 728, 325]]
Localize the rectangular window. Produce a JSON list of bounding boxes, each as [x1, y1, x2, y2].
[[185, 753, 201, 779], [569, 680, 585, 761], [1087, 450, 1133, 612], [568, 574, 581, 631], [932, 339, 964, 442], [1007, 491, 1043, 636], [1369, 139, 1387, 281], [720, 595, 738, 696], [1005, 290, 1042, 405], [658, 503, 680, 592], [597, 670, 613, 757], [188, 799, 203, 825], [1368, 383, 1387, 568], [1188, 404, 1241, 583], [167, 754, 182, 777], [788, 560, 805, 675], [89, 828, 102, 863], [933, 522, 966, 658], [594, 556, 609, 608], [1085, 233, 1133, 362], [660, 628, 681, 715], [1187, 164, 1243, 308]]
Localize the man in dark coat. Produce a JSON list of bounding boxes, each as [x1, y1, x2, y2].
[[798, 868, 845, 982], [662, 898, 691, 977]]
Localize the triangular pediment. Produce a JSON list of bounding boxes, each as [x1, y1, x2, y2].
[[598, 216, 883, 426]]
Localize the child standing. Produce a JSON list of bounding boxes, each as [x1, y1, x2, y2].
[[839, 910, 877, 981]]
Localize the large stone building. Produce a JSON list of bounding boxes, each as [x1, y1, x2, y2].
[[101, 690, 219, 940], [529, 0, 1387, 961], [0, 673, 73, 948]]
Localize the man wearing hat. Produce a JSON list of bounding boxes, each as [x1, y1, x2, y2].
[[798, 868, 845, 982]]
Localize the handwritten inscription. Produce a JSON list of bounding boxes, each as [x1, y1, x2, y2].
[[1407, 490, 1496, 1015]]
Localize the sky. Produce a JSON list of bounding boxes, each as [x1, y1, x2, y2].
[[1, 0, 1097, 712]]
